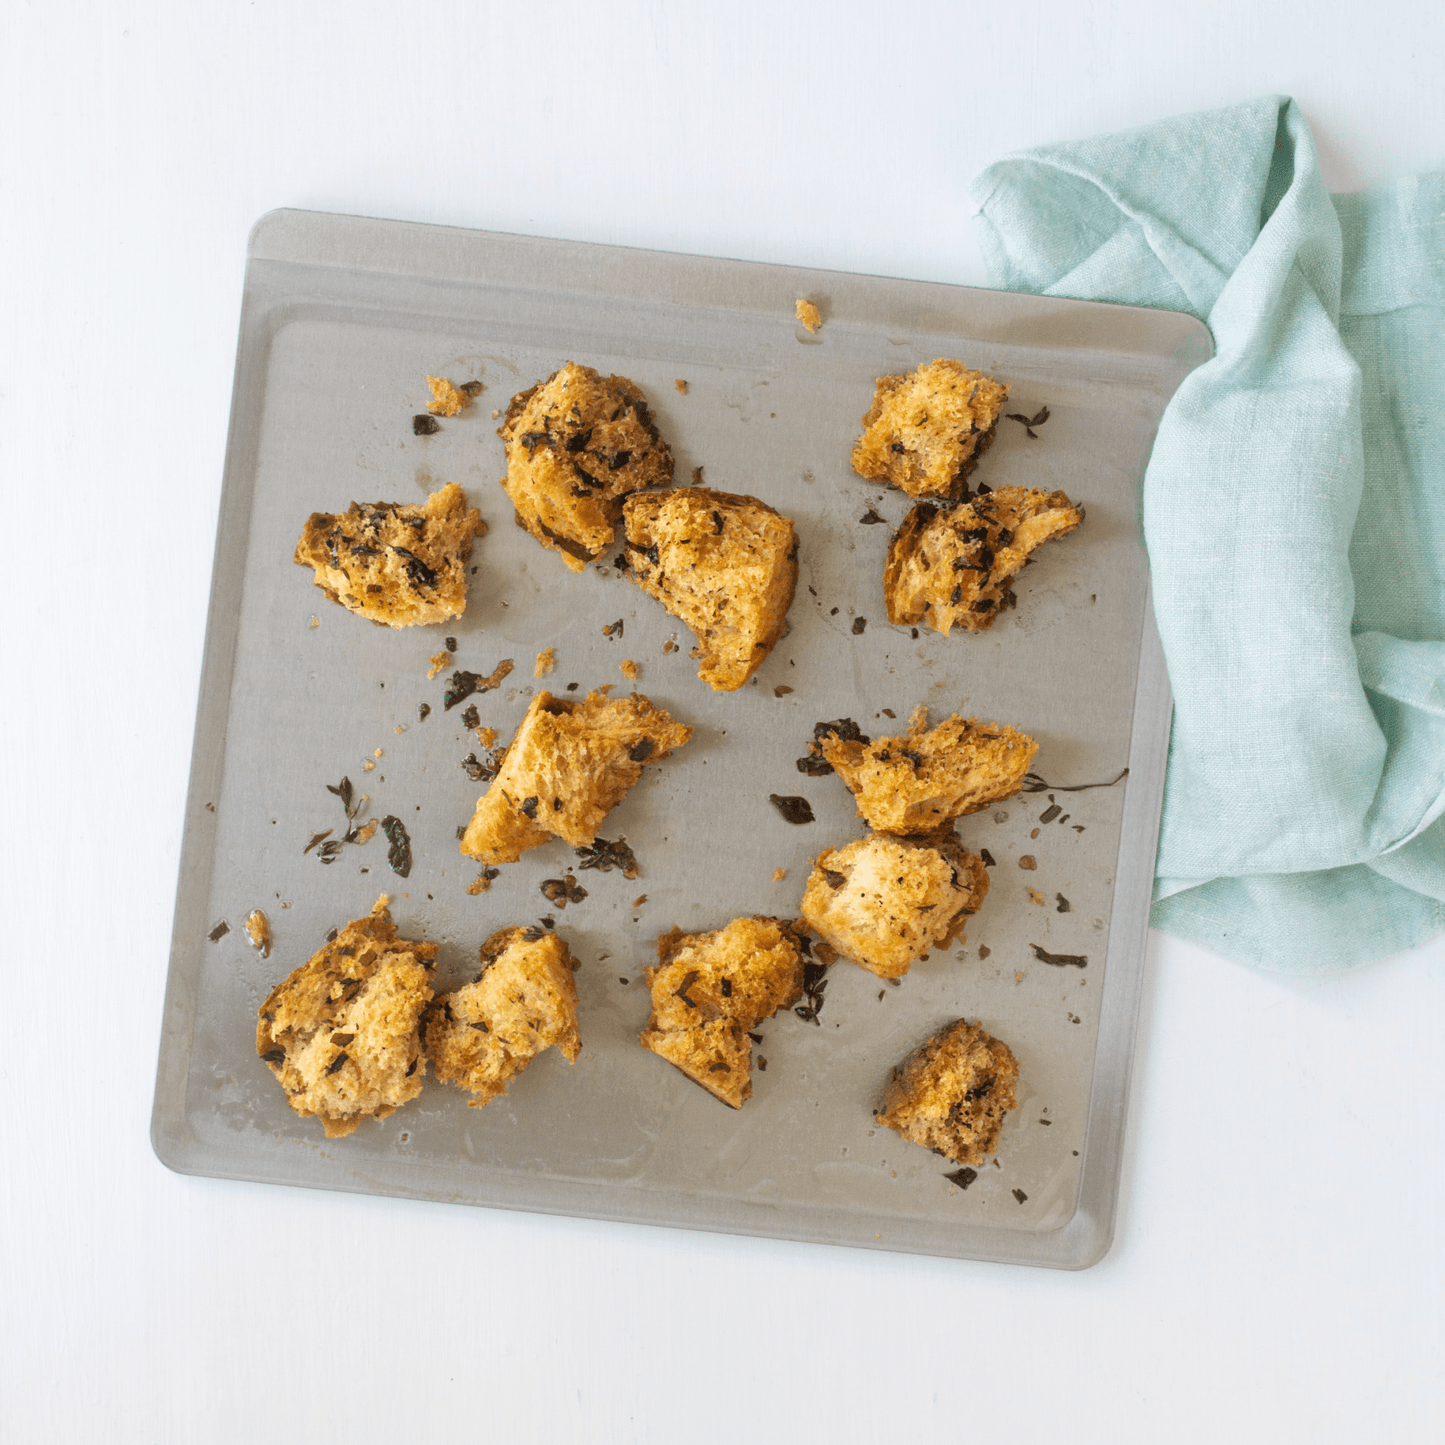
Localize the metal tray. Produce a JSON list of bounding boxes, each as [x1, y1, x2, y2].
[[151, 209, 1210, 1269]]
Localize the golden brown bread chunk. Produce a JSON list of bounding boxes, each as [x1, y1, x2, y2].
[[255, 898, 435, 1138], [814, 707, 1037, 835], [621, 487, 798, 691], [799, 831, 989, 979], [423, 926, 581, 1108], [884, 485, 1083, 635], [460, 689, 692, 865], [852, 359, 1009, 500], [294, 482, 485, 627], [499, 362, 673, 571], [640, 916, 807, 1108], [795, 299, 822, 332], [876, 1018, 1019, 1166]]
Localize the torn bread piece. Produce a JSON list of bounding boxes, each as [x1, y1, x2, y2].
[[460, 689, 692, 865], [499, 362, 673, 571], [851, 359, 1009, 500], [813, 708, 1037, 835], [640, 916, 807, 1108], [799, 831, 989, 980], [884, 485, 1083, 635], [620, 487, 798, 691], [255, 898, 435, 1138], [876, 1018, 1019, 1166], [424, 926, 581, 1108], [294, 482, 485, 627]]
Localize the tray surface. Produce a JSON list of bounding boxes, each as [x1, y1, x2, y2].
[[152, 209, 1209, 1268]]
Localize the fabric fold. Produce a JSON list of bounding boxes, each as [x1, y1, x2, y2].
[[971, 97, 1445, 971]]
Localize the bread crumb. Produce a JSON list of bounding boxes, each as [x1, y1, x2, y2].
[[362, 759, 375, 772], [1015, 971, 1024, 984], [244, 909, 271, 958], [491, 408, 501, 419], [621, 659, 639, 681], [354, 820, 379, 844], [772, 868, 786, 881], [1019, 855, 1037, 870], [663, 638, 677, 654], [466, 871, 493, 895], [478, 726, 496, 748], [426, 376, 472, 416], [795, 299, 822, 332], [1027, 888, 1045, 906], [977, 944, 991, 959], [428, 650, 452, 679], [633, 894, 648, 906], [308, 616, 319, 629], [535, 646, 556, 678], [773, 685, 794, 697], [675, 379, 688, 394], [394, 724, 406, 735], [691, 465, 705, 486]]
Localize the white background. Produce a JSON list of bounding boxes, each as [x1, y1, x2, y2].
[[3, 3, 1443, 1441]]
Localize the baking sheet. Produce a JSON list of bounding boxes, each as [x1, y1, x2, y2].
[[151, 209, 1209, 1268]]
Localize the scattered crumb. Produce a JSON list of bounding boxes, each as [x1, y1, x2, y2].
[[426, 376, 472, 416], [243, 910, 271, 957], [374, 749, 384, 759], [691, 465, 705, 486], [394, 724, 406, 735], [773, 685, 794, 697], [353, 820, 379, 845], [428, 650, 452, 680], [308, 616, 319, 629], [663, 639, 677, 654], [362, 759, 375, 772], [1019, 855, 1037, 870], [772, 868, 786, 881], [1031, 827, 1040, 838], [674, 379, 688, 394], [977, 945, 991, 959], [1027, 888, 1046, 906], [535, 646, 556, 678], [491, 409, 501, 419], [632, 894, 648, 907], [620, 659, 639, 681], [478, 726, 496, 748], [1015, 971, 1024, 984], [795, 298, 822, 332]]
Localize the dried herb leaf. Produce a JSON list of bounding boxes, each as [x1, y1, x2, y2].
[[208, 920, 230, 942], [944, 1167, 978, 1191], [1030, 944, 1087, 968], [412, 414, 440, 436], [380, 816, 412, 877], [1020, 767, 1128, 794], [573, 836, 640, 880], [443, 658, 514, 710], [768, 794, 815, 825]]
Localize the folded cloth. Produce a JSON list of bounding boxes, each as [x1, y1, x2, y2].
[[970, 96, 1445, 972]]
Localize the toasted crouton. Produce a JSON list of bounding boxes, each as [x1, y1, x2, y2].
[[424, 926, 581, 1107], [621, 487, 798, 691], [499, 363, 673, 571], [852, 359, 1009, 499], [294, 482, 485, 627], [884, 485, 1083, 634], [459, 689, 692, 866], [800, 831, 989, 979], [640, 916, 807, 1108]]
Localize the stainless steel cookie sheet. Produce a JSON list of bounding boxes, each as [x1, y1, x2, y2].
[[151, 209, 1211, 1269]]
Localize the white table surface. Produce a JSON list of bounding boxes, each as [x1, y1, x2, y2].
[[4, 3, 1443, 1441]]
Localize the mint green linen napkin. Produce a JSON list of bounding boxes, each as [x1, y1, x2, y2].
[[970, 96, 1445, 972]]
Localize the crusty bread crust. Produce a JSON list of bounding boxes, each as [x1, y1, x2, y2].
[[799, 831, 989, 979], [851, 359, 1009, 500], [817, 707, 1037, 835], [876, 1017, 1019, 1165], [424, 926, 581, 1108], [255, 899, 436, 1138], [294, 481, 485, 627], [459, 689, 693, 866], [883, 485, 1083, 635], [621, 487, 798, 691], [640, 916, 807, 1108], [499, 362, 673, 571]]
